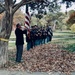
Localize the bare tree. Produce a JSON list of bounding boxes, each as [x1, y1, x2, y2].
[[0, 0, 59, 66], [0, 0, 39, 66]]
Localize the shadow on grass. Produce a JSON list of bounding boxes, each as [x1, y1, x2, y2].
[[51, 38, 75, 52], [63, 43, 75, 52]]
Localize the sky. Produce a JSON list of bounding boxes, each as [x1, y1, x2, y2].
[[16, 0, 21, 3], [16, 0, 75, 13], [60, 2, 75, 12]]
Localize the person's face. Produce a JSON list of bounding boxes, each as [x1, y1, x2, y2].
[[18, 25, 21, 29]]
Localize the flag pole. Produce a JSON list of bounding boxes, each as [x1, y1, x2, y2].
[[25, 3, 31, 29], [25, 4, 31, 29], [26, 4, 28, 13], [25, 4, 29, 29]]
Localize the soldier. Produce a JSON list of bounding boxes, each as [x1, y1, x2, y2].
[[46, 25, 53, 42], [49, 27, 53, 41], [15, 23, 27, 62], [41, 27, 47, 44], [44, 28, 47, 44], [34, 25, 39, 46], [30, 25, 36, 48], [38, 28, 42, 45], [26, 30, 31, 51]]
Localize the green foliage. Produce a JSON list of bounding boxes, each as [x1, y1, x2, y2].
[[62, 0, 75, 8], [31, 16, 37, 26], [35, 14, 43, 19], [62, 25, 67, 30], [68, 10, 75, 15], [40, 18, 47, 26], [29, 0, 60, 15], [13, 9, 25, 25], [70, 24, 75, 32], [62, 0, 75, 2]]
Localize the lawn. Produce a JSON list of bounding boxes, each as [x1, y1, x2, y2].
[[8, 31, 15, 49], [8, 30, 75, 52], [51, 30, 75, 52]]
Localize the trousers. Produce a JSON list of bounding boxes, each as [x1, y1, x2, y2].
[[16, 45, 23, 62]]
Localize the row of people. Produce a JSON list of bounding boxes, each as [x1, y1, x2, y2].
[[15, 23, 53, 62], [26, 25, 53, 51]]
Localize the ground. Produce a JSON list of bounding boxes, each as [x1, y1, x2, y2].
[[1, 30, 75, 75]]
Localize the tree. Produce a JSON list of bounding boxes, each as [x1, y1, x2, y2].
[[44, 12, 65, 31], [67, 11, 75, 24], [62, 0, 75, 8], [70, 23, 75, 32], [0, 0, 62, 66], [30, 16, 38, 26], [13, 9, 25, 29], [0, 0, 46, 66]]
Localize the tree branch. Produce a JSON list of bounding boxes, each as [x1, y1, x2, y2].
[[0, 3, 6, 14], [13, 0, 34, 14], [0, 3, 5, 8], [0, 2, 8, 13]]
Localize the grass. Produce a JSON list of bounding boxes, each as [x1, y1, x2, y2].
[[8, 31, 15, 49], [8, 42, 15, 48], [64, 43, 75, 52], [52, 30, 75, 52]]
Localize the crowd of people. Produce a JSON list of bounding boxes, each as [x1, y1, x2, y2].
[[15, 23, 53, 62], [26, 25, 53, 51]]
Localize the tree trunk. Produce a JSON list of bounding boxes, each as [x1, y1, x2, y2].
[[0, 0, 26, 66], [0, 11, 13, 66], [53, 21, 56, 31], [0, 41, 8, 66], [53, 20, 57, 31]]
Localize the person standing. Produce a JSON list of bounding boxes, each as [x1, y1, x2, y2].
[[46, 26, 53, 42], [26, 30, 31, 51], [15, 23, 26, 63]]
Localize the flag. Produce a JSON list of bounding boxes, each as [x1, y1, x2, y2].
[[25, 4, 31, 39], [25, 4, 31, 29]]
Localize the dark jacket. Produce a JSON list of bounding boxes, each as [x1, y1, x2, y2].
[[26, 31, 31, 42], [15, 28, 26, 45], [42, 30, 47, 39]]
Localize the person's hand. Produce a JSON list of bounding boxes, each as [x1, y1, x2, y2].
[[21, 26, 26, 31]]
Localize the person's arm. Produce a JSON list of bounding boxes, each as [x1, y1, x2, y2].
[[23, 29, 27, 34]]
